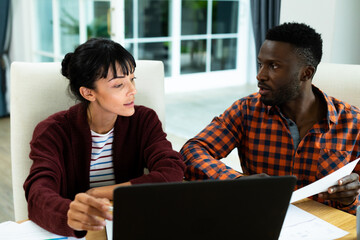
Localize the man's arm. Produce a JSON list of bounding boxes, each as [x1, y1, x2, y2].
[[180, 102, 244, 180]]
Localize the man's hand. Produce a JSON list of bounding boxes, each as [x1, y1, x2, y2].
[[319, 173, 360, 206], [239, 173, 269, 178], [67, 193, 113, 231]]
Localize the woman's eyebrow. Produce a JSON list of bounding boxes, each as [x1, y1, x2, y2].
[[108, 75, 125, 82]]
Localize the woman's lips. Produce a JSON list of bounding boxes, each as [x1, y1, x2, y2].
[[124, 101, 134, 107]]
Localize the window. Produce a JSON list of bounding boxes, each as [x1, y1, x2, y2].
[[180, 1, 239, 74], [124, 0, 172, 76], [34, 0, 112, 62], [32, 0, 255, 91], [34, 0, 54, 61]]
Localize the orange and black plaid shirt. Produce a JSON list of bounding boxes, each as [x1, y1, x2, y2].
[[180, 86, 360, 214]]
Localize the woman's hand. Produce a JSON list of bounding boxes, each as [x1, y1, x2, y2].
[[319, 173, 360, 206], [67, 192, 113, 231], [86, 182, 131, 200]]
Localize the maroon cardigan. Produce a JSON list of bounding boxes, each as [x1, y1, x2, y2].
[[23, 103, 185, 237]]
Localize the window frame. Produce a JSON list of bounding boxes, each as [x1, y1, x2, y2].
[[29, 0, 256, 92]]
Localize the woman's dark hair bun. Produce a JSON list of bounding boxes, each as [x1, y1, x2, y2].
[[61, 38, 136, 103], [61, 52, 73, 78]]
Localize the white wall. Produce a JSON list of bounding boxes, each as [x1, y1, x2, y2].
[[280, 0, 360, 65], [331, 0, 360, 64]]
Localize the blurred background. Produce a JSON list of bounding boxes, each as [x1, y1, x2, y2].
[[1, 0, 360, 223]]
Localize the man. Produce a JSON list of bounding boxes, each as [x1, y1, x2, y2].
[[180, 22, 360, 214]]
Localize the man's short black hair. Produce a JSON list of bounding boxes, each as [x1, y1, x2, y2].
[[266, 22, 323, 67]]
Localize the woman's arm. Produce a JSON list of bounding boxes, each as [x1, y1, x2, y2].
[[129, 107, 185, 184]]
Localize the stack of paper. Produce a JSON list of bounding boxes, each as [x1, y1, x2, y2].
[[0, 220, 84, 240], [279, 204, 348, 239]]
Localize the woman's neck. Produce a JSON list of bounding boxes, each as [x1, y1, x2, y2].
[[87, 104, 117, 134]]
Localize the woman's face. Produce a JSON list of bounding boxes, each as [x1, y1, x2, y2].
[[90, 64, 137, 117]]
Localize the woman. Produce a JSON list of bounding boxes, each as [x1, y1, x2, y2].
[[23, 38, 185, 238]]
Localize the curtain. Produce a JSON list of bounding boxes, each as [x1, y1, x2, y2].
[[250, 0, 281, 62], [0, 0, 11, 117]]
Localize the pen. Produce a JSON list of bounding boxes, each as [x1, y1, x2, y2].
[[45, 237, 68, 240]]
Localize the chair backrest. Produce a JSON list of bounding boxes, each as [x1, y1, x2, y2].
[[10, 60, 165, 221], [313, 62, 360, 107]]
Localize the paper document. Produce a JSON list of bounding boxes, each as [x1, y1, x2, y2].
[[290, 158, 360, 203], [279, 204, 348, 239], [0, 220, 84, 240], [106, 219, 113, 240]]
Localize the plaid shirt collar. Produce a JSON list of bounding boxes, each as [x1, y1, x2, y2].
[[264, 85, 338, 129]]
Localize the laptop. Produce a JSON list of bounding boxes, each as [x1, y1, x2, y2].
[[112, 176, 297, 240]]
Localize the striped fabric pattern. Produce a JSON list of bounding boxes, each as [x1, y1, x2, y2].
[[181, 86, 360, 214], [89, 128, 116, 188]]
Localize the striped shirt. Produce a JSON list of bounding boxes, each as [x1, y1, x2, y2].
[[89, 128, 116, 188], [180, 86, 360, 214]]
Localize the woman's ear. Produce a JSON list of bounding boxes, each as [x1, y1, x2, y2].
[[301, 66, 316, 82], [79, 86, 96, 102]]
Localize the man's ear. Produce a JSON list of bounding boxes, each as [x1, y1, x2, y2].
[[301, 66, 316, 82], [79, 86, 96, 102]]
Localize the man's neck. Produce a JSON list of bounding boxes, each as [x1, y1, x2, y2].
[[280, 87, 326, 139], [280, 89, 316, 123]]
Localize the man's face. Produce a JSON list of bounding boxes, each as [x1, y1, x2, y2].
[[256, 40, 303, 106]]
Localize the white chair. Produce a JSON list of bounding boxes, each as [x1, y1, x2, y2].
[[313, 62, 360, 108], [10, 60, 165, 221]]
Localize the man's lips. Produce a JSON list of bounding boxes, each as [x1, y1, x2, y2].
[[258, 84, 271, 95], [259, 89, 271, 95]]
